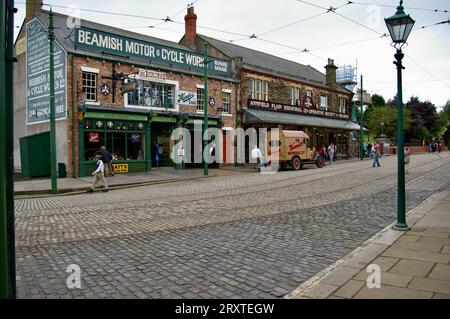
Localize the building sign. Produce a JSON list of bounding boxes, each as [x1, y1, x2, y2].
[[138, 69, 166, 81], [248, 99, 350, 120], [121, 81, 138, 95], [112, 163, 128, 173], [26, 19, 67, 124], [75, 27, 231, 76], [88, 133, 99, 143], [177, 90, 197, 106]]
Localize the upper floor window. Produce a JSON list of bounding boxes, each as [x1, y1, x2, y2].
[[263, 81, 269, 101], [320, 95, 328, 110], [222, 91, 231, 114], [197, 87, 204, 111], [290, 87, 300, 105], [248, 78, 255, 99], [127, 80, 175, 109], [339, 97, 346, 113], [82, 72, 97, 102], [306, 90, 312, 97], [255, 80, 262, 100]]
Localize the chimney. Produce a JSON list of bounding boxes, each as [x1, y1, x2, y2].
[[184, 6, 197, 48], [325, 58, 337, 88], [26, 0, 43, 22]]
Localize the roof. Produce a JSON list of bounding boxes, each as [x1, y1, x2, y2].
[[198, 35, 352, 94], [244, 108, 362, 131], [282, 130, 310, 139], [29, 11, 236, 82]]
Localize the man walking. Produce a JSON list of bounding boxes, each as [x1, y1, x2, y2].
[[100, 146, 114, 176], [251, 145, 264, 171], [88, 155, 108, 193], [372, 141, 381, 167], [327, 142, 335, 166]]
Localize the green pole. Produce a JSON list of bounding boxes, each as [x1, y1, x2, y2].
[[360, 75, 364, 160], [203, 43, 208, 176], [393, 49, 410, 231], [0, 0, 10, 299], [48, 9, 57, 193], [5, 0, 16, 298]]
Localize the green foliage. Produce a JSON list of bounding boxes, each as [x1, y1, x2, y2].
[[364, 106, 412, 139], [371, 94, 385, 108]]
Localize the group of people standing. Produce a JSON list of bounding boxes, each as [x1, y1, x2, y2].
[[428, 141, 443, 154]]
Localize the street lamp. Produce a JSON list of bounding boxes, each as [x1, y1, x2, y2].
[[385, 0, 415, 231]]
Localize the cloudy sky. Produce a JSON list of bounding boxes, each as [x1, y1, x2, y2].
[[14, 0, 450, 108]]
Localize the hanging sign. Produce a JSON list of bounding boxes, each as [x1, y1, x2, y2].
[[89, 133, 99, 143]]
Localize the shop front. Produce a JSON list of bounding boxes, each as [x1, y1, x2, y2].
[[243, 100, 362, 160]]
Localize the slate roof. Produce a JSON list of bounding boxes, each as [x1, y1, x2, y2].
[[198, 34, 352, 94]]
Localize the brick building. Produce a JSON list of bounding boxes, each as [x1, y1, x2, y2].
[[14, 2, 238, 177], [180, 7, 361, 160]]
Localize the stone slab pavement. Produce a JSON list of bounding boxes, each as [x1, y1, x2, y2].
[[286, 190, 450, 299]]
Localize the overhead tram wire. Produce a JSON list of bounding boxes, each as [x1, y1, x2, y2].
[[348, 1, 448, 13], [148, 0, 201, 29]]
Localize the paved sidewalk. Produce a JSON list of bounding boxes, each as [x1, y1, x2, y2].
[[13, 166, 246, 197], [286, 191, 450, 299]]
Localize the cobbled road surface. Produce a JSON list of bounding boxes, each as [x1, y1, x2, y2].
[[15, 152, 450, 299]]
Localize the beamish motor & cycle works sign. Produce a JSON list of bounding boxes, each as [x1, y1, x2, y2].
[[248, 99, 350, 120], [75, 27, 231, 76]]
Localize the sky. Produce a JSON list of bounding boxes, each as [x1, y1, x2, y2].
[[14, 0, 450, 108]]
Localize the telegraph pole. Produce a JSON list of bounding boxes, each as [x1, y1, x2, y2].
[[203, 43, 209, 176], [359, 75, 364, 160], [48, 8, 57, 193], [1, 0, 17, 299]]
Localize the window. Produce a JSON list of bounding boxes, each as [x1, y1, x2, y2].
[[82, 72, 97, 102], [306, 90, 312, 97], [339, 98, 346, 113], [255, 80, 262, 100], [263, 81, 269, 101], [289, 87, 300, 105], [197, 88, 204, 111], [127, 80, 175, 109], [222, 91, 231, 113], [248, 78, 255, 99], [320, 95, 328, 110]]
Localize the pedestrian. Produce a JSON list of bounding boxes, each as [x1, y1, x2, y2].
[[87, 155, 108, 193], [209, 142, 218, 168], [155, 143, 160, 167], [372, 141, 381, 167], [404, 146, 410, 174], [367, 143, 373, 159], [327, 142, 335, 166], [100, 146, 114, 177], [438, 141, 442, 153], [251, 144, 263, 171]]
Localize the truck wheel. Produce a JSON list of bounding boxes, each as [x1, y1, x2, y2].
[[316, 156, 325, 168], [292, 157, 301, 170]]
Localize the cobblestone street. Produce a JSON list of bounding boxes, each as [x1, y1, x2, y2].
[[14, 153, 450, 299]]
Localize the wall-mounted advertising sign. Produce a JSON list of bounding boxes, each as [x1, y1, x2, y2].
[[26, 19, 67, 124], [248, 99, 350, 120], [177, 90, 197, 106], [75, 27, 232, 76]]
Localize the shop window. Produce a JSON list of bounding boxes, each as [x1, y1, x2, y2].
[[263, 81, 269, 101], [255, 80, 262, 100], [127, 80, 175, 109], [320, 95, 328, 110], [84, 132, 105, 161], [339, 98, 346, 113], [82, 72, 97, 102], [248, 78, 255, 99], [222, 91, 230, 114], [127, 133, 144, 160], [197, 88, 204, 111]]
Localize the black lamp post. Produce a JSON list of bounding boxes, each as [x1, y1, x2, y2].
[[385, 0, 415, 231]]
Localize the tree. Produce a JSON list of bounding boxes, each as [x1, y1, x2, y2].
[[365, 106, 412, 139], [371, 94, 385, 108], [405, 96, 439, 143], [441, 99, 450, 146]]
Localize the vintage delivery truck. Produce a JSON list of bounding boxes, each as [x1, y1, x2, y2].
[[265, 130, 325, 170]]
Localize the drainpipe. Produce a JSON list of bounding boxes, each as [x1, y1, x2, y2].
[[71, 55, 75, 177]]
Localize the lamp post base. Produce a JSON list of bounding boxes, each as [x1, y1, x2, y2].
[[392, 223, 411, 231]]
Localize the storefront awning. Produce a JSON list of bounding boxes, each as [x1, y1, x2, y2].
[[244, 108, 363, 131]]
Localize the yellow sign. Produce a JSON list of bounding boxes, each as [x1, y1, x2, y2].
[[112, 164, 128, 173], [16, 37, 26, 56]]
